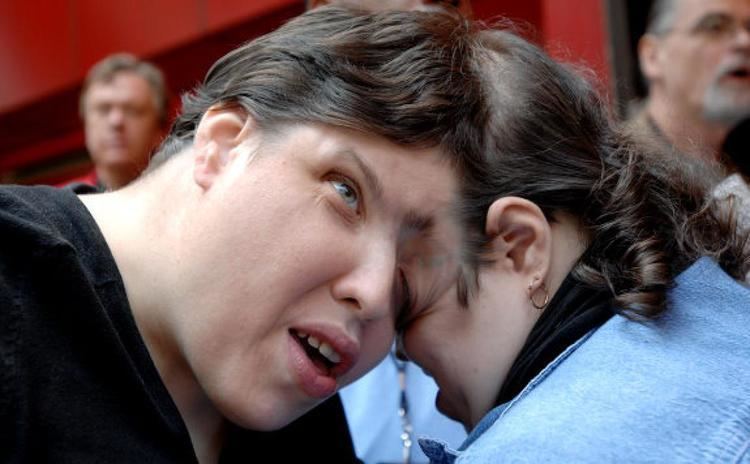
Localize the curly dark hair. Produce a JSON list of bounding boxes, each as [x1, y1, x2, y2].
[[460, 25, 749, 319]]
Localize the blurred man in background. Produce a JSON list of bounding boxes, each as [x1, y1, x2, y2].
[[635, 0, 750, 276], [635, 0, 750, 162], [76, 53, 168, 190]]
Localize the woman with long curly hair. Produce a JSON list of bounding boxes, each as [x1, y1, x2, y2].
[[399, 24, 750, 463]]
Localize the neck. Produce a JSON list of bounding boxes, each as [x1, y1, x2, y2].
[[646, 97, 729, 161], [545, 214, 590, 305], [80, 153, 225, 463]]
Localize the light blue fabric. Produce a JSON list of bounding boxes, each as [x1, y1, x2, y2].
[[421, 258, 750, 463], [341, 351, 466, 463]]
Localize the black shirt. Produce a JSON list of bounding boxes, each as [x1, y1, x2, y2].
[[0, 185, 358, 463]]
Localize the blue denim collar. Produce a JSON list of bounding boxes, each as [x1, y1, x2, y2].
[[418, 329, 596, 462]]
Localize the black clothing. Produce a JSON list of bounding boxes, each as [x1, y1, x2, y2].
[[495, 273, 614, 406], [0, 185, 358, 463], [724, 118, 750, 176]]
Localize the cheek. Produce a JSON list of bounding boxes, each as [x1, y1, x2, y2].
[[403, 313, 460, 376], [130, 119, 159, 139], [85, 124, 104, 145]]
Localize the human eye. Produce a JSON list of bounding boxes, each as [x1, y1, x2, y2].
[[330, 177, 360, 212], [93, 103, 111, 118], [123, 104, 146, 119]]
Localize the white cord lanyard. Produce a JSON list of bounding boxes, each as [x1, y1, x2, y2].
[[391, 351, 413, 464]]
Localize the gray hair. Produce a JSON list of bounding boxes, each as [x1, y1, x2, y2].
[[646, 0, 679, 35]]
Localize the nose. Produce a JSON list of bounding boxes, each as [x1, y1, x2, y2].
[[331, 239, 397, 323], [731, 20, 750, 48], [107, 106, 126, 127]]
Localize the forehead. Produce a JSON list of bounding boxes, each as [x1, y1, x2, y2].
[[85, 72, 155, 106], [674, 0, 750, 24]]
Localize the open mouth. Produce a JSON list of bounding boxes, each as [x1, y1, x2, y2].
[[723, 64, 750, 81], [290, 329, 342, 376]]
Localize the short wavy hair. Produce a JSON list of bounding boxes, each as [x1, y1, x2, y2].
[[152, 6, 486, 178]]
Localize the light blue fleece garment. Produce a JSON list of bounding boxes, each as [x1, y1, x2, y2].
[[421, 257, 750, 464], [341, 351, 466, 464]]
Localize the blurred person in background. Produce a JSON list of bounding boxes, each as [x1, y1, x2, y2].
[[635, 0, 750, 162], [634, 0, 750, 266], [306, 2, 470, 463], [74, 53, 168, 190]]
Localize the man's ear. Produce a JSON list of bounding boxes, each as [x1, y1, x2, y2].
[[638, 34, 663, 83], [193, 105, 254, 191], [485, 197, 551, 282]]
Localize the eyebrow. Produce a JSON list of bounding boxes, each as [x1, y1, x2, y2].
[[338, 148, 434, 234], [338, 148, 384, 203], [692, 11, 732, 28]]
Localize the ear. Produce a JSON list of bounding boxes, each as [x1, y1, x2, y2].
[[193, 105, 254, 191], [637, 34, 663, 83], [485, 197, 551, 286]]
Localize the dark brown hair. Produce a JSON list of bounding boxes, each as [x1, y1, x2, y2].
[[646, 0, 679, 36], [153, 6, 485, 176], [461, 26, 749, 318]]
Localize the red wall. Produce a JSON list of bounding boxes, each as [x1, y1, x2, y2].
[[0, 0, 609, 184], [0, 0, 300, 112]]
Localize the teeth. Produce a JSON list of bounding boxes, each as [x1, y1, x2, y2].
[[296, 330, 342, 364], [318, 342, 341, 363]]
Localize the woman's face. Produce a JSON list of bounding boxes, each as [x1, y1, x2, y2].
[[172, 123, 463, 430], [401, 263, 538, 429]]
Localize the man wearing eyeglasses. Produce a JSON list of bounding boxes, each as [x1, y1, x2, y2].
[[634, 0, 750, 281], [636, 0, 750, 162]]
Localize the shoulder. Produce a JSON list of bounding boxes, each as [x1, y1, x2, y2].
[[460, 259, 750, 462], [713, 173, 750, 235], [56, 169, 99, 189], [0, 185, 78, 248]]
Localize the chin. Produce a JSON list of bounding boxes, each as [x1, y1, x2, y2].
[[221, 394, 317, 432], [436, 390, 463, 424]]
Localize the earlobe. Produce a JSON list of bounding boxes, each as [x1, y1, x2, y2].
[[485, 197, 551, 280], [192, 105, 254, 191], [194, 141, 222, 190]]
